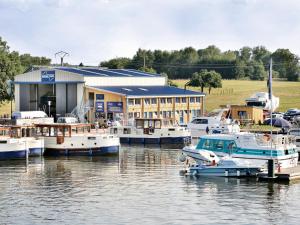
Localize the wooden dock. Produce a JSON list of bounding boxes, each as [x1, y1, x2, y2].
[[258, 164, 300, 182]]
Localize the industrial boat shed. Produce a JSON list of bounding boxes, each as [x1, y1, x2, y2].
[[14, 67, 205, 124]]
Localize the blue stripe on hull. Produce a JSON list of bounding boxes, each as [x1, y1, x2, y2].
[[120, 137, 130, 144], [160, 136, 191, 144], [29, 148, 44, 157], [44, 146, 119, 156], [129, 138, 145, 144], [144, 138, 160, 145], [0, 150, 27, 160]]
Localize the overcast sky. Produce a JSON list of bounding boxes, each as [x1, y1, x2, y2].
[[0, 0, 299, 65]]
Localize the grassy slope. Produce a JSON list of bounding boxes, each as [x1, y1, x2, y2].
[[173, 80, 300, 113]]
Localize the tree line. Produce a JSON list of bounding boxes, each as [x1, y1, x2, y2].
[[100, 46, 300, 81], [0, 37, 51, 103]]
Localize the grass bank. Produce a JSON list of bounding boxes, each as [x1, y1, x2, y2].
[[173, 79, 300, 113]]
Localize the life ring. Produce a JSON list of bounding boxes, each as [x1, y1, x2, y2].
[[263, 133, 271, 141]]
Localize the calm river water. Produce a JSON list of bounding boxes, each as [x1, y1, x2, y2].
[[0, 147, 300, 225]]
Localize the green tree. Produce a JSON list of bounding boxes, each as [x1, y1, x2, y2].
[[19, 53, 51, 71], [186, 70, 222, 93], [272, 49, 299, 81], [138, 67, 156, 73], [186, 71, 206, 92], [0, 37, 22, 103], [250, 61, 267, 80], [100, 57, 131, 69], [206, 70, 222, 94]]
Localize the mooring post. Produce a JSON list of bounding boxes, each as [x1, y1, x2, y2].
[[268, 159, 275, 178]]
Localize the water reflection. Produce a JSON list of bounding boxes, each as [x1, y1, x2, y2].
[[0, 147, 299, 225]]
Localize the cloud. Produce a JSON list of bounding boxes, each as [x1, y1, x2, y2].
[[0, 0, 300, 65]]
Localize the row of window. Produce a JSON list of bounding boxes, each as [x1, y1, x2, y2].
[[128, 97, 201, 106], [128, 109, 201, 119]]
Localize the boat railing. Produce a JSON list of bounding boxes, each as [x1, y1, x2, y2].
[[255, 133, 294, 148]]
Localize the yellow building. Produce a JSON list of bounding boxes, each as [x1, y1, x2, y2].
[[86, 86, 205, 124], [14, 67, 205, 124], [230, 105, 264, 124]]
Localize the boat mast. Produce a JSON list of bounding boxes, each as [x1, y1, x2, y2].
[[269, 58, 273, 156]]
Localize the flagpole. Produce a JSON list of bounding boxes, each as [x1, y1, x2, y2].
[[269, 58, 273, 157]]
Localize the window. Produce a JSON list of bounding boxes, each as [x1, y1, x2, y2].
[[162, 111, 167, 118], [144, 98, 150, 105], [128, 99, 134, 105], [135, 99, 141, 105], [96, 94, 104, 101], [144, 112, 148, 118], [227, 141, 237, 152], [160, 98, 166, 104], [167, 98, 172, 104], [134, 112, 140, 118], [196, 97, 201, 103], [214, 140, 224, 149], [151, 98, 157, 104], [88, 92, 95, 107], [175, 97, 180, 103], [149, 112, 153, 118], [238, 111, 248, 119], [182, 97, 186, 103], [191, 109, 196, 117], [190, 97, 195, 103], [196, 110, 201, 117], [203, 139, 212, 150], [191, 118, 208, 124], [128, 112, 133, 118]]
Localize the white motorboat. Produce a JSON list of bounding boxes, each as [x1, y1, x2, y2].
[[0, 127, 27, 160], [182, 132, 298, 171], [245, 92, 279, 112], [181, 149, 261, 177], [35, 123, 120, 156], [110, 118, 191, 149], [187, 108, 240, 137], [10, 125, 44, 157]]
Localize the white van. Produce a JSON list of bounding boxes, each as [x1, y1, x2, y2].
[[12, 111, 48, 119], [57, 117, 78, 124]]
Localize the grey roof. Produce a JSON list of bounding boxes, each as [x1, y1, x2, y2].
[[90, 86, 205, 97]]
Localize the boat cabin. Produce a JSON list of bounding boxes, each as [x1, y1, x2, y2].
[[35, 124, 92, 137], [196, 137, 238, 155], [35, 123, 92, 144], [111, 118, 176, 135]]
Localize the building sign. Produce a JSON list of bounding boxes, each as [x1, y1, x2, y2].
[[96, 94, 104, 101], [41, 71, 55, 82], [95, 102, 104, 112], [107, 102, 123, 113]]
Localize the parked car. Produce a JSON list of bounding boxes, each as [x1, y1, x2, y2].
[[57, 117, 78, 124], [283, 109, 300, 121]]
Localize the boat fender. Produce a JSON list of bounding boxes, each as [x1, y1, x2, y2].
[[192, 170, 197, 176], [179, 154, 187, 162], [263, 133, 271, 141], [211, 160, 216, 166]]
